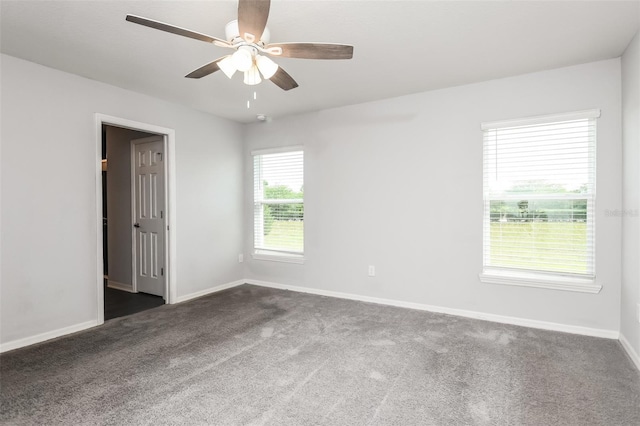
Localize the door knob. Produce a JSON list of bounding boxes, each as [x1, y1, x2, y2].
[[133, 223, 140, 228]]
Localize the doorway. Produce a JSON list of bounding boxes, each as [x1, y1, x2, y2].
[[96, 115, 177, 324], [103, 126, 165, 319]]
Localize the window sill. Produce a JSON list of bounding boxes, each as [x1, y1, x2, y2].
[[479, 269, 602, 294], [252, 251, 305, 264]]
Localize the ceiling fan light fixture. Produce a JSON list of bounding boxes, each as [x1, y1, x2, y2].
[[218, 56, 237, 78], [232, 47, 254, 72], [244, 65, 262, 85], [255, 55, 279, 79]]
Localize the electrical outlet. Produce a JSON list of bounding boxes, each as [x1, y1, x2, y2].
[[368, 265, 375, 277], [238, 254, 244, 263]]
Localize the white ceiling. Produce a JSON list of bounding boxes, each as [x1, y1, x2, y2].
[[1, 1, 638, 123]]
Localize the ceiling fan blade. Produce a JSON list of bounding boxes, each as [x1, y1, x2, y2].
[[269, 67, 299, 91], [126, 15, 232, 48], [185, 57, 227, 79], [266, 43, 354, 60], [237, 0, 270, 43]]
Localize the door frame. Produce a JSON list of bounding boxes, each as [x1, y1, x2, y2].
[[95, 114, 177, 325]]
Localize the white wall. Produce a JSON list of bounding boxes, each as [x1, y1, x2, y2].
[[244, 59, 622, 335], [0, 54, 244, 347], [621, 30, 640, 364], [105, 126, 153, 289], [0, 52, 629, 349]]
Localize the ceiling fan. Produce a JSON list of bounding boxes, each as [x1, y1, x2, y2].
[[126, 0, 354, 91]]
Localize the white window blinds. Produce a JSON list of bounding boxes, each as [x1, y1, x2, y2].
[[253, 148, 304, 256], [482, 110, 599, 277]]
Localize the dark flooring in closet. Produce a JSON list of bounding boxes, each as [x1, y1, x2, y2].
[[104, 282, 164, 320]]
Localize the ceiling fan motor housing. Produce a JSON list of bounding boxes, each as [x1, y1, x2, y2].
[[225, 19, 270, 45]]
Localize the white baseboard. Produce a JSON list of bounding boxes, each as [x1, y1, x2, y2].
[[174, 279, 245, 304], [619, 333, 640, 372], [0, 320, 99, 354], [245, 279, 619, 340], [107, 280, 134, 293], [2, 279, 623, 356], [0, 280, 244, 353]]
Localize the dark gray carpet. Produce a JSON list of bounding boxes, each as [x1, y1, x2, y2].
[[1, 284, 639, 425]]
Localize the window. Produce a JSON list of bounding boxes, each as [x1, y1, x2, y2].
[[480, 110, 601, 293], [253, 147, 304, 261]]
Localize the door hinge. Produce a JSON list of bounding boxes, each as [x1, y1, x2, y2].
[[167, 225, 170, 231], [161, 267, 164, 276], [160, 210, 163, 219]]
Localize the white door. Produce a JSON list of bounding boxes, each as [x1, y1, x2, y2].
[[132, 136, 165, 297]]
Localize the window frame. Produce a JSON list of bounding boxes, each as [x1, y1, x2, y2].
[[252, 146, 305, 264], [479, 110, 601, 294]]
